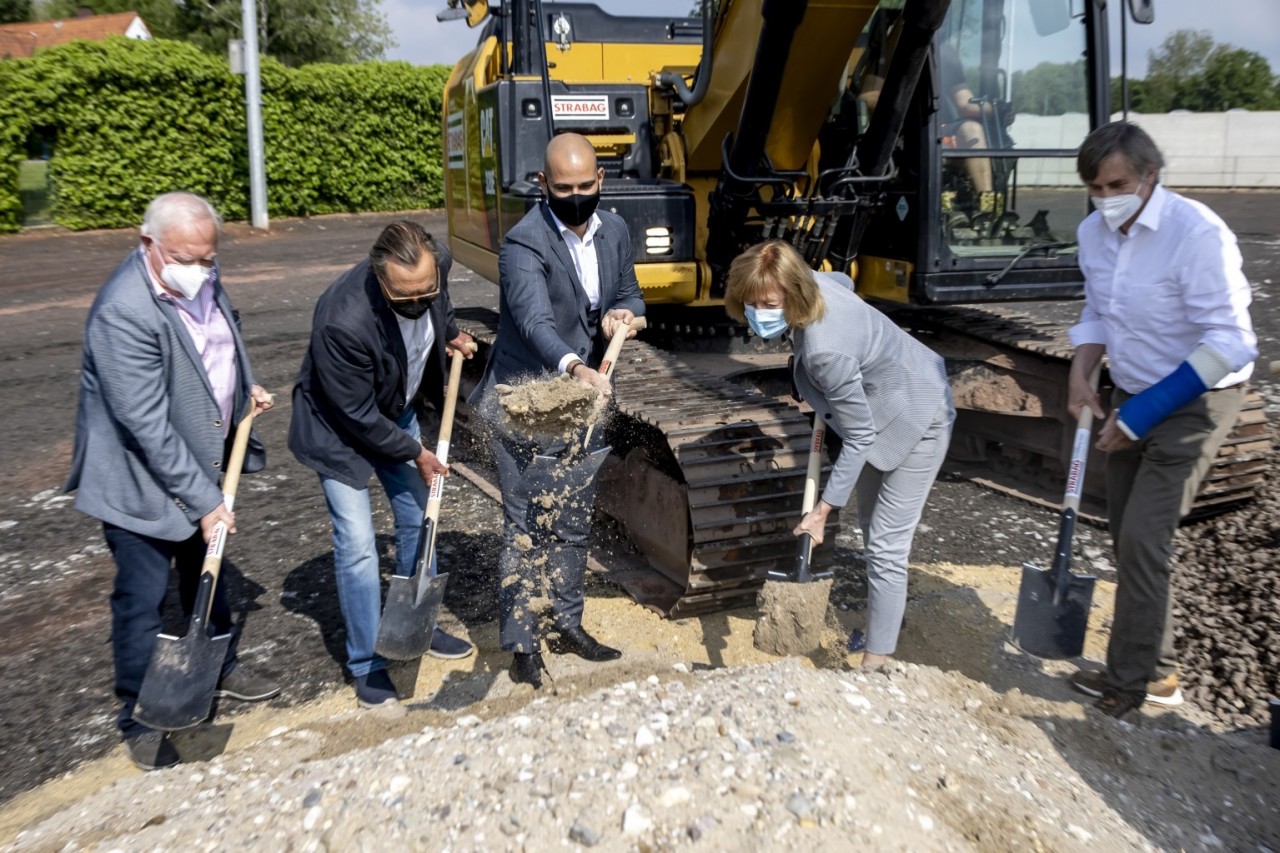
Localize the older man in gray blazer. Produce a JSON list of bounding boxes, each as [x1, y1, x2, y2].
[[66, 192, 278, 771], [471, 133, 644, 688], [725, 241, 954, 666]]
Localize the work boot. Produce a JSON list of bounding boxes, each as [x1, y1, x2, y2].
[[124, 729, 180, 772], [214, 667, 281, 702], [1070, 669, 1183, 707], [354, 669, 399, 709], [510, 652, 546, 689], [549, 626, 621, 662], [428, 627, 475, 660]]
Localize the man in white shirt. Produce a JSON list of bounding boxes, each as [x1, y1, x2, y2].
[[290, 222, 476, 708], [470, 133, 645, 688], [1065, 122, 1258, 719]]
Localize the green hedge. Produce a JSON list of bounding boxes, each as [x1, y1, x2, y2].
[[0, 38, 451, 232]]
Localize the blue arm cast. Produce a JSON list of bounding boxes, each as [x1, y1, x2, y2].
[[1116, 360, 1207, 440]]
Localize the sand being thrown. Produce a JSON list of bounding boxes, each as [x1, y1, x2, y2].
[[496, 374, 603, 441]]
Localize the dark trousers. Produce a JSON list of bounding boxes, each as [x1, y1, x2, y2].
[[492, 434, 602, 653], [103, 523, 239, 736], [1103, 385, 1245, 699]]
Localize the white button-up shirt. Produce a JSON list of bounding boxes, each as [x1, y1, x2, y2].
[[1068, 184, 1257, 394], [549, 208, 603, 374], [397, 312, 436, 405]]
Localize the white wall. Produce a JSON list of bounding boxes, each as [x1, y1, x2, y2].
[[1008, 111, 1280, 188]]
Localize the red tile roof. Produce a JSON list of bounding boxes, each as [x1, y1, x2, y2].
[[0, 12, 147, 59]]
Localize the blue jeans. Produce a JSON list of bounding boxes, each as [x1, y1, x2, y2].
[[103, 523, 239, 737], [320, 408, 433, 678]]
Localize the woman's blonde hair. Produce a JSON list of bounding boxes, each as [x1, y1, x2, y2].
[[723, 241, 826, 329]]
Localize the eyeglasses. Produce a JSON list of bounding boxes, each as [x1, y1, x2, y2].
[[378, 275, 439, 305]]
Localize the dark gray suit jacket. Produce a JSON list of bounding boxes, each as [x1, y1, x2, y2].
[[793, 272, 952, 508], [471, 203, 644, 404], [66, 251, 262, 540]]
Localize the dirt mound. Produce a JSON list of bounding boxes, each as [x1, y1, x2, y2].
[[7, 659, 1279, 852], [753, 579, 846, 666]]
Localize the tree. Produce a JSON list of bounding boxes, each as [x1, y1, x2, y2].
[[1010, 60, 1087, 115], [179, 0, 394, 66], [0, 0, 32, 24], [1117, 29, 1280, 113]]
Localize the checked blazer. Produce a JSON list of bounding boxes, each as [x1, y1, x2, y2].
[[792, 272, 951, 508], [469, 202, 644, 405]]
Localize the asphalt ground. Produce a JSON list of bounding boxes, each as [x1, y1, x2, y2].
[[0, 191, 1276, 805]]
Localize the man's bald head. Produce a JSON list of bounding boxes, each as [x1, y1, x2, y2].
[[544, 132, 598, 180], [539, 133, 604, 213]]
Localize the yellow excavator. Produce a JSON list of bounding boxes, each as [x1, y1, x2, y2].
[[437, 0, 1270, 615]]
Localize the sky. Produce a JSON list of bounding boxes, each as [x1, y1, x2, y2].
[[383, 0, 1280, 79]]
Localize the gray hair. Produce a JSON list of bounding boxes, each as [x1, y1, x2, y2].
[[140, 192, 222, 240], [1077, 121, 1165, 183], [369, 220, 443, 279]]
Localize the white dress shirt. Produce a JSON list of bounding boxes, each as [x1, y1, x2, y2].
[[1069, 184, 1257, 394], [548, 209, 603, 374], [397, 312, 436, 405]]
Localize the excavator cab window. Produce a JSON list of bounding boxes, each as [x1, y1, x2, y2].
[[935, 0, 1090, 258]]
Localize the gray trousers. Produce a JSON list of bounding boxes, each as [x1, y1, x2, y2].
[[1103, 385, 1245, 698], [492, 434, 601, 654], [857, 399, 955, 655]]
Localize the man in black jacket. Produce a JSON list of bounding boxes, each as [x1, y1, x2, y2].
[[290, 221, 474, 708]]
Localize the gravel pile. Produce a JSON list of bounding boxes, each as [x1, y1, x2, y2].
[[9, 659, 1279, 852], [1172, 417, 1280, 729]]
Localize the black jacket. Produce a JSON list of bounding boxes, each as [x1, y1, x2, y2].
[[289, 253, 460, 488]]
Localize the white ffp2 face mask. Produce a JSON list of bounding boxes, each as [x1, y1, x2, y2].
[[161, 262, 212, 300], [1094, 178, 1148, 232]]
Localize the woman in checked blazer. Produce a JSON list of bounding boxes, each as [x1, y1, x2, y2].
[[725, 241, 956, 665]]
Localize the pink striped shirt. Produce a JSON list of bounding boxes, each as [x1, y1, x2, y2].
[[141, 249, 239, 435]]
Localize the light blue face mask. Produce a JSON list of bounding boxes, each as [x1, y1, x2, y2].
[[745, 305, 788, 340]]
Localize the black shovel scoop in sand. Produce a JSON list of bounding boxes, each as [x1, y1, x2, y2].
[[1011, 365, 1101, 659], [133, 398, 265, 731], [375, 343, 475, 660]]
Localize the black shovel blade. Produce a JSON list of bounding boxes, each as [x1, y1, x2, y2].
[[1010, 561, 1097, 659], [522, 446, 610, 497], [376, 571, 450, 660], [133, 628, 232, 731]]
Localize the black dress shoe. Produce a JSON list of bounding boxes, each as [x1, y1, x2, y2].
[[510, 652, 545, 689], [549, 626, 621, 662]]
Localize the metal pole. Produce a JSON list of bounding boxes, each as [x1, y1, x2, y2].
[[242, 0, 268, 230]]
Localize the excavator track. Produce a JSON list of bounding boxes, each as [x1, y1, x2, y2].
[[455, 303, 1272, 619], [895, 304, 1273, 521]]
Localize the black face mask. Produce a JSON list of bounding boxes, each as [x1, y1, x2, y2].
[[388, 297, 433, 320], [546, 190, 600, 227]]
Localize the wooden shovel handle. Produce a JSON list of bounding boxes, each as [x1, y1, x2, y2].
[[597, 315, 647, 379], [423, 342, 476, 526], [198, 396, 266, 618]]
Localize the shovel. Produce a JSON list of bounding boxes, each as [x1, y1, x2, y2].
[[375, 342, 475, 660], [133, 398, 264, 731], [518, 316, 647, 493], [1011, 364, 1102, 659], [768, 419, 833, 583]]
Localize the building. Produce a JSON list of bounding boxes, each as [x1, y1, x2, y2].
[[0, 11, 151, 60]]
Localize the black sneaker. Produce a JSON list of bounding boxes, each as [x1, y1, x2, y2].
[[355, 668, 399, 708], [428, 627, 475, 660], [1095, 690, 1144, 720], [124, 730, 180, 771], [214, 667, 282, 702]]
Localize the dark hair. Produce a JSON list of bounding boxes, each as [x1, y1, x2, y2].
[[369, 221, 442, 278], [1077, 121, 1165, 182]]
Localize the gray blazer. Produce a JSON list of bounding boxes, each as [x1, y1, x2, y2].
[[470, 203, 644, 403], [793, 272, 952, 508], [65, 251, 262, 540]]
